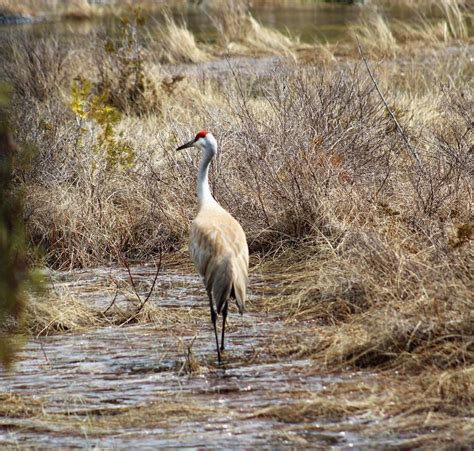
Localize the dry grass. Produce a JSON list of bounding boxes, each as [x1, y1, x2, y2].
[[356, 12, 399, 57], [207, 0, 300, 57], [354, 1, 472, 58], [155, 14, 209, 64], [0, 392, 44, 417], [245, 16, 298, 56], [246, 368, 473, 446], [0, 392, 221, 434], [24, 291, 101, 336], [0, 0, 100, 19], [0, 0, 168, 19], [1, 3, 473, 445]]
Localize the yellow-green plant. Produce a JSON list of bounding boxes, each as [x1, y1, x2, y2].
[[71, 77, 134, 169]]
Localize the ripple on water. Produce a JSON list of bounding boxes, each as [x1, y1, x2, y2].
[[0, 268, 390, 447]]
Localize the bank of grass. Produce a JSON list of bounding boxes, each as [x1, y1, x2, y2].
[[0, 393, 222, 435], [247, 369, 473, 447], [354, 0, 472, 58], [0, 0, 99, 20], [1, 3, 472, 445], [1, 0, 471, 17]]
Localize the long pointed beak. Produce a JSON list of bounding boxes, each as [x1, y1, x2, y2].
[[176, 139, 195, 151]]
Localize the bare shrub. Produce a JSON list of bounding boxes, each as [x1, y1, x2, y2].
[[2, 33, 70, 101], [211, 65, 400, 250], [93, 11, 159, 116], [14, 50, 471, 270]]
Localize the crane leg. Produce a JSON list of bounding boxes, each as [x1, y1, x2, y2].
[[220, 301, 228, 352], [208, 293, 221, 363]]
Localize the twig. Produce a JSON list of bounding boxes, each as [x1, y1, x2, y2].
[[37, 337, 50, 364], [103, 289, 119, 315], [134, 246, 163, 315], [121, 256, 142, 305], [355, 34, 423, 171], [178, 335, 198, 376], [118, 247, 163, 327]]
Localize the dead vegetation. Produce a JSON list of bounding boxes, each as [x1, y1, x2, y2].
[[1, 0, 473, 446], [355, 1, 472, 58]]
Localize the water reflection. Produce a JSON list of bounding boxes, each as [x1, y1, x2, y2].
[[0, 1, 429, 44]]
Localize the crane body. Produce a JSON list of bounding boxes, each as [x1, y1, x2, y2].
[[177, 131, 248, 363]]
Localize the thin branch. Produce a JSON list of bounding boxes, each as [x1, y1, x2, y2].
[[103, 289, 119, 315], [118, 248, 162, 327], [135, 246, 163, 314], [355, 34, 423, 171], [37, 338, 50, 364], [121, 256, 143, 305]]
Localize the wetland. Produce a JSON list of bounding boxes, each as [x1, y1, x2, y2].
[[0, 0, 473, 448]]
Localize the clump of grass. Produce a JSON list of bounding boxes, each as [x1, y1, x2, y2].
[[264, 209, 472, 371], [156, 14, 209, 64], [246, 394, 368, 421], [83, 400, 219, 429], [439, 0, 469, 39], [207, 0, 251, 46], [355, 11, 399, 57], [61, 0, 94, 21], [396, 0, 469, 45], [0, 392, 44, 417], [208, 0, 298, 56], [353, 1, 471, 58], [245, 16, 298, 56], [178, 336, 204, 374], [25, 291, 101, 336]]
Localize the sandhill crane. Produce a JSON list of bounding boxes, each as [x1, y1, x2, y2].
[[177, 131, 249, 363]]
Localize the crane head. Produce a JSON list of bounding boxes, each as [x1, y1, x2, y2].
[[176, 130, 216, 152]]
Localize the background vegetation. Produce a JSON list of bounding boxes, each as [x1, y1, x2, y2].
[[0, 83, 43, 368], [0, 0, 472, 446]]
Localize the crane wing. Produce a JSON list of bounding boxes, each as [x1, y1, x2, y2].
[[190, 206, 248, 315]]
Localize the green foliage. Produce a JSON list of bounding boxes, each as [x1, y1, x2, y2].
[[0, 82, 43, 369], [71, 77, 134, 169]]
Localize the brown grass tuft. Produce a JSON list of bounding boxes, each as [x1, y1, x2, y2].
[[25, 291, 101, 336], [156, 14, 209, 64]]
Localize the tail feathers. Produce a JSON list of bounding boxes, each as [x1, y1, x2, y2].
[[206, 257, 246, 315], [232, 280, 246, 315]]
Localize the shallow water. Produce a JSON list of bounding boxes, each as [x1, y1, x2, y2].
[[0, 266, 410, 448], [0, 1, 437, 44]]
